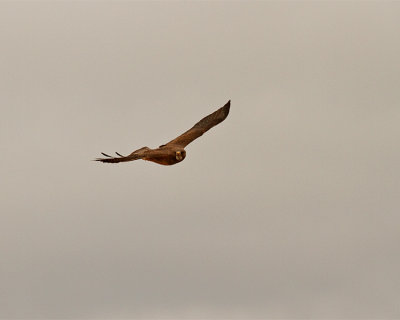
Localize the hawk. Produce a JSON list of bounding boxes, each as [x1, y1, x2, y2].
[[95, 100, 230, 165]]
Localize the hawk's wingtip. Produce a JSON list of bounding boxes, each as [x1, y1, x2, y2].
[[223, 100, 231, 114]]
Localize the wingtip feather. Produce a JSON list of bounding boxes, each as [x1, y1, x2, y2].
[[222, 100, 230, 117]]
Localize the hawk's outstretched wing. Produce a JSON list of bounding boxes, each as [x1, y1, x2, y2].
[[94, 147, 150, 163], [163, 100, 230, 148]]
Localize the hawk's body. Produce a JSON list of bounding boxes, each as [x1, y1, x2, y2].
[[95, 100, 230, 165], [143, 147, 185, 166]]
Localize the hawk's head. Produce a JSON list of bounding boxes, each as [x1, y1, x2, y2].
[[175, 150, 186, 161]]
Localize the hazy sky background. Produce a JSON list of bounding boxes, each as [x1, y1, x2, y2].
[[1, 1, 400, 319]]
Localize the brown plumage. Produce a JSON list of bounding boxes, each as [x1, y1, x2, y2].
[[95, 100, 230, 165]]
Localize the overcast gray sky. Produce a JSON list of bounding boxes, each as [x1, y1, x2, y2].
[[1, 1, 400, 319]]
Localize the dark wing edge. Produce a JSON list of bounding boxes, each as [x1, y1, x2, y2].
[[94, 154, 141, 163], [94, 147, 150, 164], [164, 100, 230, 148]]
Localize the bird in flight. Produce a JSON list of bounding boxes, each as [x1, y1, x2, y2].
[[95, 100, 230, 166]]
